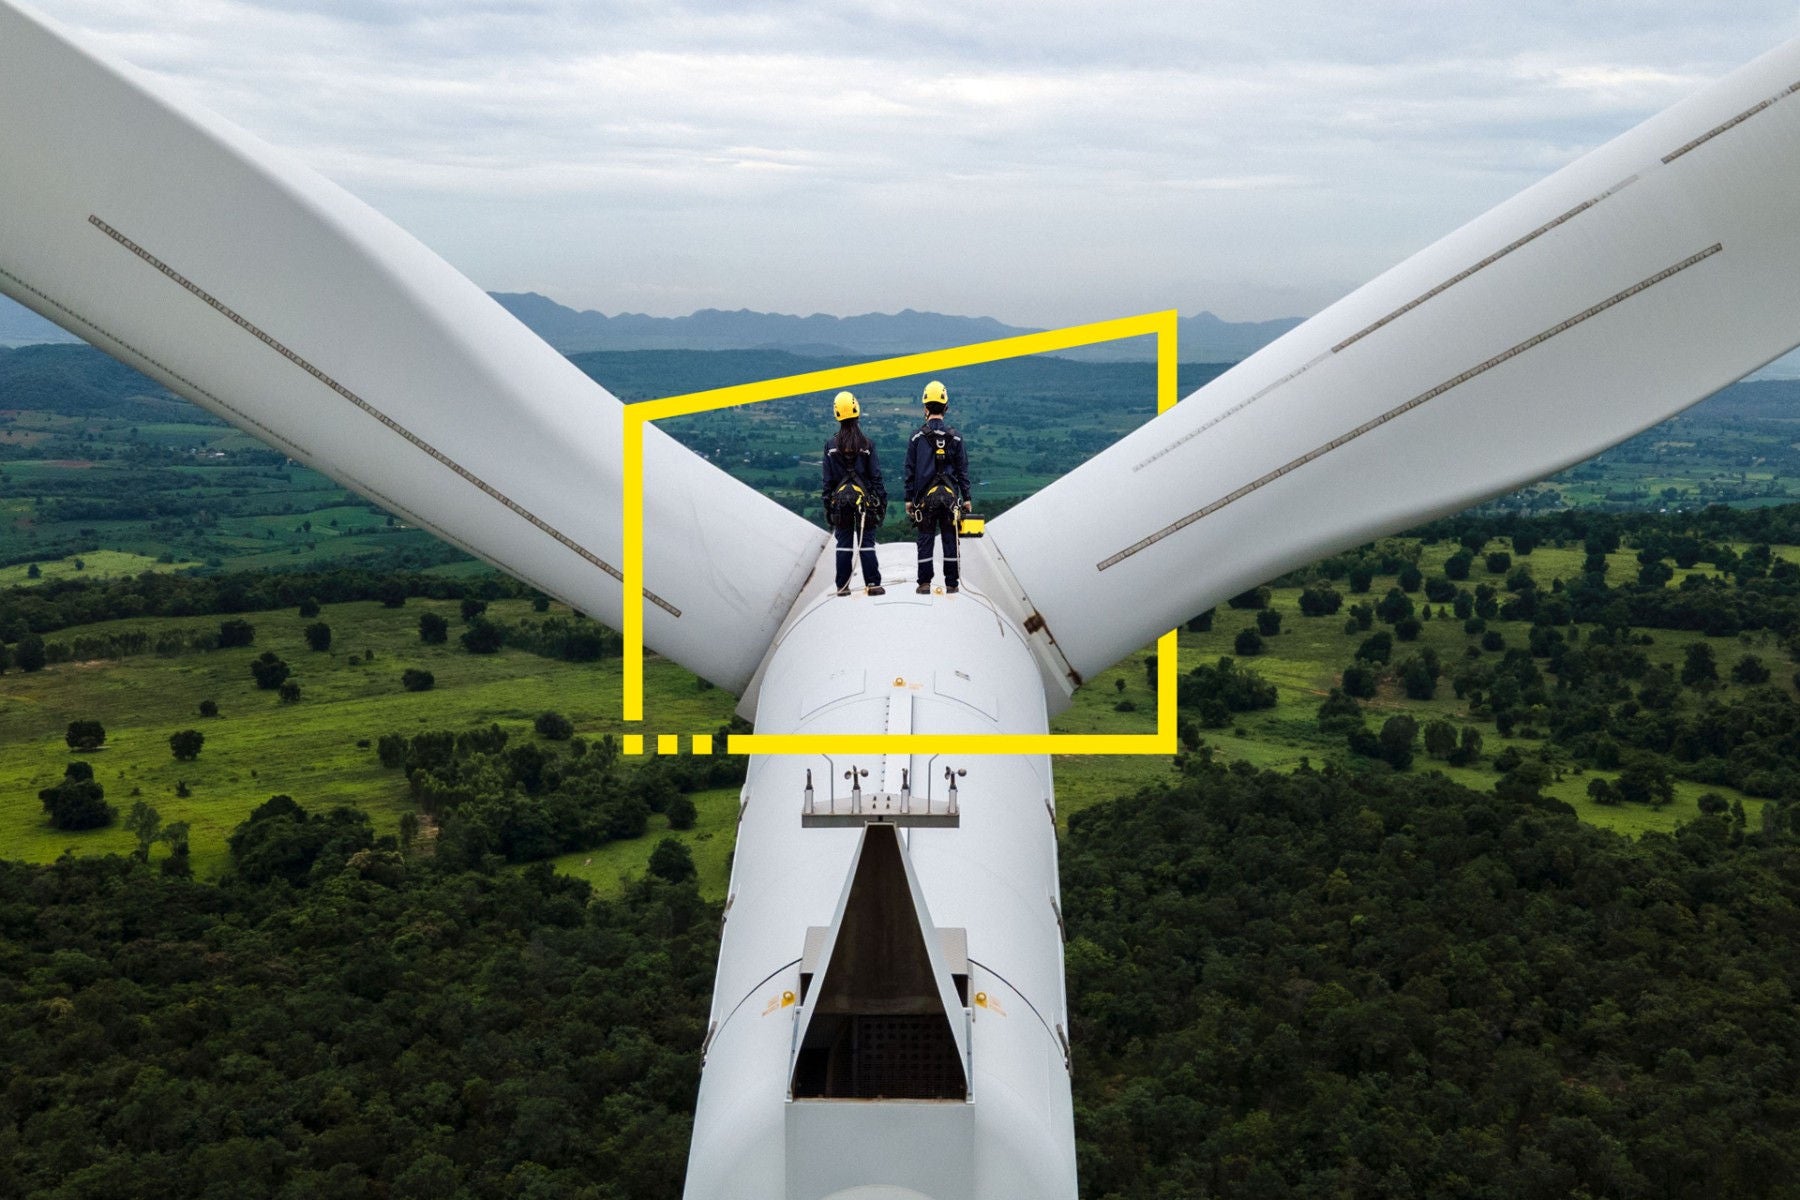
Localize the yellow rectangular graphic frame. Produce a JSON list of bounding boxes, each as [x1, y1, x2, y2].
[[622, 310, 1180, 756]]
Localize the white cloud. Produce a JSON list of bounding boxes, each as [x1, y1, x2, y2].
[[22, 0, 1800, 324]]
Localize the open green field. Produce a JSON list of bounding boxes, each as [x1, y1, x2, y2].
[[1038, 537, 1776, 838], [0, 548, 202, 586], [0, 598, 737, 879], [0, 410, 459, 575], [1155, 538, 1776, 838], [5, 527, 1775, 902], [550, 784, 741, 899], [0, 591, 1181, 898], [1480, 380, 1800, 513]]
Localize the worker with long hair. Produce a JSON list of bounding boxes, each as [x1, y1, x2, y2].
[[822, 390, 887, 596]]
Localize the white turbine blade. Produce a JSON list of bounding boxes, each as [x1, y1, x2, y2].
[[992, 37, 1800, 687], [0, 0, 825, 693]]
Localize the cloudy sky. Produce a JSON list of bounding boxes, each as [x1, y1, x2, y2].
[[25, 0, 1800, 327]]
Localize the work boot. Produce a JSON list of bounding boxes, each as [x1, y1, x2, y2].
[[867, 585, 886, 596], [915, 582, 931, 594], [946, 584, 959, 594]]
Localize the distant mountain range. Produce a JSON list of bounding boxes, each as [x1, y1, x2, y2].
[[0, 289, 1300, 363], [12, 285, 1800, 376], [488, 293, 1301, 363]]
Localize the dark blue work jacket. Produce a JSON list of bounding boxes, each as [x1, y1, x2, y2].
[[903, 417, 970, 505], [823, 436, 885, 508]]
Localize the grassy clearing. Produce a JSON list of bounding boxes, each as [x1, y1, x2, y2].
[[2, 536, 1780, 887], [0, 550, 201, 587], [1162, 538, 1776, 839], [0, 598, 736, 877], [1050, 754, 1181, 823], [551, 785, 740, 900]]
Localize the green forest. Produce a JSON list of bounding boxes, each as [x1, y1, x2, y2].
[[1064, 760, 1800, 1199], [5, 735, 1798, 1197], [6, 345, 1800, 1196], [0, 828, 716, 1200]]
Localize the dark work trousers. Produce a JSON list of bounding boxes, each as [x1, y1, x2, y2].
[[915, 505, 959, 587], [835, 513, 882, 589]]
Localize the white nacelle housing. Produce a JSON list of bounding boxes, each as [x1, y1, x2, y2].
[[686, 543, 1077, 1200]]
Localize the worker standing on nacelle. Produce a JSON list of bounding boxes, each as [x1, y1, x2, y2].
[[905, 380, 971, 594], [823, 390, 887, 597]]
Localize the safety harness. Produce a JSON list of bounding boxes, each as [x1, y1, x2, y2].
[[917, 423, 959, 513], [828, 445, 878, 525]]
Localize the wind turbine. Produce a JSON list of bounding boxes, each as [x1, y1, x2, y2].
[[6, 2, 1800, 1196]]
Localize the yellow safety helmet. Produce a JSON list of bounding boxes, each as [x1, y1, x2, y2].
[[922, 380, 948, 407], [833, 390, 860, 421]]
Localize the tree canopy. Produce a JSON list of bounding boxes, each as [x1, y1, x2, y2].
[[1064, 758, 1800, 1199], [0, 801, 714, 1200]]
